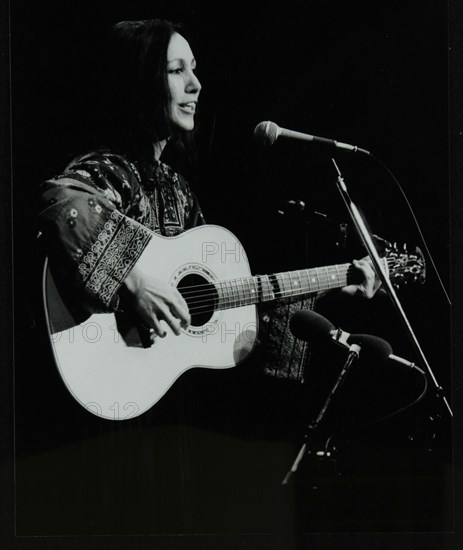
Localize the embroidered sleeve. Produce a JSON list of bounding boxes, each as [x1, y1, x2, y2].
[[38, 153, 152, 312], [77, 210, 152, 308]]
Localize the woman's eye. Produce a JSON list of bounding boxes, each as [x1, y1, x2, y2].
[[168, 67, 183, 74]]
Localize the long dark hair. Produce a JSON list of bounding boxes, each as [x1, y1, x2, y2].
[[99, 19, 198, 173]]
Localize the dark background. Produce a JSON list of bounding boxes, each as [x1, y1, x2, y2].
[[9, 0, 456, 547]]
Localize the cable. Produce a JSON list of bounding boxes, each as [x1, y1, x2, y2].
[[369, 152, 451, 306], [322, 369, 429, 454]]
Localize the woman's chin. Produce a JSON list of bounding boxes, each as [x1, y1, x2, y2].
[[171, 115, 195, 132]]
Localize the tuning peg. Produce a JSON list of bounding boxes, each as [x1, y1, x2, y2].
[[287, 199, 306, 211]]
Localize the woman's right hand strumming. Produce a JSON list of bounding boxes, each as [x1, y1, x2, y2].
[[123, 264, 191, 337]]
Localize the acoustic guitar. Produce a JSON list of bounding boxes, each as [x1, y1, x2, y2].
[[43, 224, 425, 420]]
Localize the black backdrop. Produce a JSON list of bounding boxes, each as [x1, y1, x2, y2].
[[11, 0, 455, 547]]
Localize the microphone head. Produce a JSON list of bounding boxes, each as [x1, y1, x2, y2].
[[349, 334, 393, 363], [289, 310, 335, 345], [254, 121, 280, 147]]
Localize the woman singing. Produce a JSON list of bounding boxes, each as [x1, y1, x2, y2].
[[38, 17, 378, 396]]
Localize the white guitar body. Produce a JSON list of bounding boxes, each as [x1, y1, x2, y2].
[[44, 225, 258, 420]]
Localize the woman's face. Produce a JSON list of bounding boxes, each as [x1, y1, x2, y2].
[[166, 32, 201, 132]]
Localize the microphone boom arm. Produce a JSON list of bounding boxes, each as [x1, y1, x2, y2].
[[331, 159, 452, 418]]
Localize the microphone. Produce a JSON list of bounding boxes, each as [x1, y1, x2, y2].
[[290, 310, 424, 374], [254, 120, 371, 155], [289, 310, 358, 353], [289, 310, 335, 345], [348, 334, 424, 373]]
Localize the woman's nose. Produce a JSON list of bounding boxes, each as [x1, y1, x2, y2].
[[186, 70, 201, 93]]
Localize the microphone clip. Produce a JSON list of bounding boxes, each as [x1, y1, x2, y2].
[[331, 327, 350, 347], [330, 328, 361, 357]]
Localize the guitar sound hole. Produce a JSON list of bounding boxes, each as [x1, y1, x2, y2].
[[177, 274, 218, 327]]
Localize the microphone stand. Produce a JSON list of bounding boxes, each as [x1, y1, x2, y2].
[[282, 341, 361, 485], [331, 158, 452, 419]]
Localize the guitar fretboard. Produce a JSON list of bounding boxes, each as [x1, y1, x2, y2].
[[215, 263, 351, 310]]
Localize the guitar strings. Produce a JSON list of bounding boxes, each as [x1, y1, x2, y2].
[[174, 256, 400, 297], [183, 268, 352, 314], [186, 283, 333, 314], [178, 264, 353, 298], [180, 256, 407, 315], [181, 267, 351, 303]]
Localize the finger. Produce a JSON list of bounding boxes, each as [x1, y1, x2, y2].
[[170, 294, 191, 328], [353, 259, 368, 269], [151, 316, 167, 338], [354, 259, 374, 279], [166, 316, 183, 336], [157, 305, 183, 336], [161, 288, 190, 327], [352, 260, 367, 279], [351, 261, 375, 298], [360, 255, 373, 265]]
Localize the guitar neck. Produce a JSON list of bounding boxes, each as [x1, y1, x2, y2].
[[216, 263, 354, 310]]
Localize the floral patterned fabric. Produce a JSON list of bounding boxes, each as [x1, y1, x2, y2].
[[38, 151, 205, 313], [258, 295, 316, 382]]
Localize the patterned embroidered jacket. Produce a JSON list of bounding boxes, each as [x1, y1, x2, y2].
[[38, 150, 312, 381], [38, 151, 205, 315]]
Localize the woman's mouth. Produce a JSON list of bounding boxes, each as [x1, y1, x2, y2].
[[178, 102, 196, 114]]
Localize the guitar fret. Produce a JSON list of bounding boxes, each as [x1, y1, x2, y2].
[[239, 277, 246, 306], [235, 278, 242, 306], [288, 271, 298, 295], [245, 277, 257, 306], [234, 278, 241, 307], [276, 272, 285, 295], [297, 270, 303, 292], [230, 279, 238, 307], [328, 265, 337, 288], [317, 267, 326, 289], [339, 264, 348, 287], [243, 277, 251, 305], [242, 277, 249, 306], [259, 275, 274, 302], [250, 277, 259, 304], [238, 278, 245, 306], [301, 269, 311, 293], [242, 279, 248, 304], [225, 280, 233, 307], [306, 268, 320, 292], [216, 281, 224, 308], [218, 280, 227, 308], [289, 271, 300, 295], [241, 277, 248, 306]]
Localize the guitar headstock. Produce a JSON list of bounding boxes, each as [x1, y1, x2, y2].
[[385, 243, 426, 289]]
